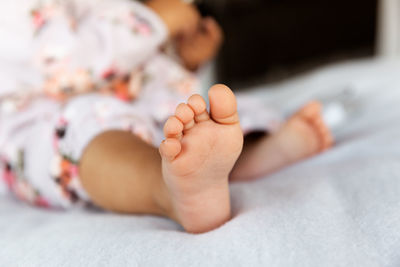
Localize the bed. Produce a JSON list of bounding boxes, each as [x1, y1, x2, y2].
[[1, 58, 399, 266]]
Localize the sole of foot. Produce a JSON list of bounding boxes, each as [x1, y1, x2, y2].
[[159, 84, 243, 233]]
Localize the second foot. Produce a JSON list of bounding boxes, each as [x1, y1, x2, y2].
[[231, 101, 333, 181], [281, 101, 334, 160]]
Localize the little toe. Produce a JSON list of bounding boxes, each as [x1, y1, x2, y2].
[[175, 103, 196, 131], [321, 128, 334, 149], [314, 124, 331, 151], [312, 116, 326, 132], [159, 138, 182, 161], [187, 94, 210, 122], [208, 84, 239, 125], [164, 116, 184, 139]]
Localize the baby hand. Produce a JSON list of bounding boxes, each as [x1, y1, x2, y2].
[[147, 0, 201, 38], [176, 17, 223, 70]]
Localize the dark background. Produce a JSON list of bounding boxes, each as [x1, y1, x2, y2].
[[197, 0, 378, 88]]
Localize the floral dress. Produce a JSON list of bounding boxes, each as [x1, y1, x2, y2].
[[0, 0, 283, 209]]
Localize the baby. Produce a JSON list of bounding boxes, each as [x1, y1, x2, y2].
[[0, 0, 333, 233]]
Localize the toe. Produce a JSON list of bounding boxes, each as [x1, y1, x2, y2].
[[303, 102, 334, 151], [321, 128, 334, 149], [208, 84, 239, 125], [175, 103, 195, 131], [325, 133, 334, 148], [164, 116, 184, 139], [300, 101, 322, 120], [159, 138, 182, 161], [293, 101, 335, 153], [313, 116, 326, 131], [187, 94, 210, 122]]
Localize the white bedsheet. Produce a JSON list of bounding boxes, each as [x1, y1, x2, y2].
[[1, 58, 400, 267]]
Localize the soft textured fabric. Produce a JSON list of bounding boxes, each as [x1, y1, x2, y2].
[[0, 59, 399, 266]]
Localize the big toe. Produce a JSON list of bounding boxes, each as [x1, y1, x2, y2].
[[208, 84, 239, 125], [298, 101, 322, 120]]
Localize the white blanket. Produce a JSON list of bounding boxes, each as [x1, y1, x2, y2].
[[1, 59, 400, 267]]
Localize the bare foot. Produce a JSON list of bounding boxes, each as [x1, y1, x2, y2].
[[231, 101, 333, 181], [277, 101, 333, 159], [159, 84, 243, 233]]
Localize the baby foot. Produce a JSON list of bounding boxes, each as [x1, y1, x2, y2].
[[231, 101, 333, 181], [159, 84, 243, 233], [282, 101, 333, 160]]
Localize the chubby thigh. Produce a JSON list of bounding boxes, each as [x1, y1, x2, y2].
[[0, 94, 158, 208]]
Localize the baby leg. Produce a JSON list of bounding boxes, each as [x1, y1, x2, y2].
[[80, 84, 243, 233], [79, 130, 171, 216]]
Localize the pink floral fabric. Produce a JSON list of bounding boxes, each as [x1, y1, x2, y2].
[[0, 0, 197, 208], [0, 0, 282, 208]]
